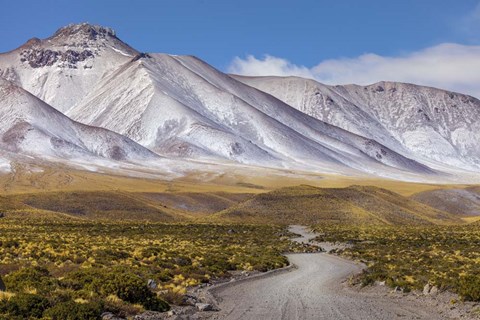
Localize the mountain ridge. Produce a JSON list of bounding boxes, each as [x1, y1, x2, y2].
[[233, 75, 480, 172], [0, 77, 158, 163], [0, 23, 478, 181]]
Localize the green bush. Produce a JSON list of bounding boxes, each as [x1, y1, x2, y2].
[[62, 268, 169, 312], [0, 293, 50, 318], [100, 271, 169, 312], [458, 275, 480, 301], [100, 271, 153, 303], [3, 266, 58, 293], [43, 300, 103, 320]]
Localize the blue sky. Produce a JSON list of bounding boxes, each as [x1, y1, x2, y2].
[[1, 0, 480, 96]]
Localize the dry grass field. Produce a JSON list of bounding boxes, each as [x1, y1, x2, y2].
[[0, 164, 479, 319]]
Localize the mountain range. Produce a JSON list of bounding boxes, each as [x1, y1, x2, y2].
[[0, 23, 479, 182]]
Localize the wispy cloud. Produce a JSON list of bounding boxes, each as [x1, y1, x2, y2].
[[229, 55, 315, 79], [228, 43, 480, 98]]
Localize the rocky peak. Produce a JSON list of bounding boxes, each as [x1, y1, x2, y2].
[[12, 23, 137, 69], [51, 23, 116, 41]]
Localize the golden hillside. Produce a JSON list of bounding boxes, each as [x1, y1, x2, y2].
[[217, 185, 462, 225], [411, 187, 480, 216]]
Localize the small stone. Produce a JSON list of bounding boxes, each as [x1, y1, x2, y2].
[[393, 286, 403, 293], [147, 279, 157, 289], [195, 303, 214, 311], [429, 285, 439, 296], [101, 312, 125, 320], [423, 283, 431, 295], [182, 294, 198, 306], [133, 311, 164, 320]]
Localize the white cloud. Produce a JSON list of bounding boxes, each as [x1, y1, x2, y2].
[[228, 43, 480, 98], [228, 55, 315, 79]]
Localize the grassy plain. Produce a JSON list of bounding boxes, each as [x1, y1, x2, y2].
[[0, 162, 467, 196], [314, 224, 480, 301], [1, 164, 479, 318], [0, 215, 305, 319]]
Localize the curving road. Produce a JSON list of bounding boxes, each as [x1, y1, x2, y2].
[[208, 225, 445, 320]]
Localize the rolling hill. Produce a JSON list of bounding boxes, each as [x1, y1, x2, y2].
[[411, 187, 480, 216], [217, 185, 462, 225]]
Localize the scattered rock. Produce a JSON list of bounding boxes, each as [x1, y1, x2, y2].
[[393, 286, 403, 293], [133, 311, 165, 320], [101, 312, 125, 320], [20, 48, 94, 68], [423, 283, 439, 296], [227, 229, 236, 234], [147, 279, 157, 289], [171, 315, 199, 320], [195, 303, 214, 311], [182, 294, 198, 306], [423, 283, 431, 295], [430, 285, 439, 296]]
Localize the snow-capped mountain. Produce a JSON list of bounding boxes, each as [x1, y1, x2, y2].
[[64, 52, 431, 175], [0, 77, 157, 162], [0, 23, 478, 180], [0, 24, 137, 113], [232, 76, 480, 171]]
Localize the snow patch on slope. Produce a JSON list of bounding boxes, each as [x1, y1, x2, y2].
[[0, 157, 10, 172]]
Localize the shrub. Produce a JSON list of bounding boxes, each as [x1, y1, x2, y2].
[[3, 266, 57, 293], [0, 293, 49, 318], [62, 268, 169, 312], [43, 300, 103, 320], [458, 275, 480, 301], [99, 271, 169, 312]]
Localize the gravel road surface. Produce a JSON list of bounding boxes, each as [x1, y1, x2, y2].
[[208, 225, 449, 320]]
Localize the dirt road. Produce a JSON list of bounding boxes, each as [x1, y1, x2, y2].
[[208, 225, 448, 320]]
